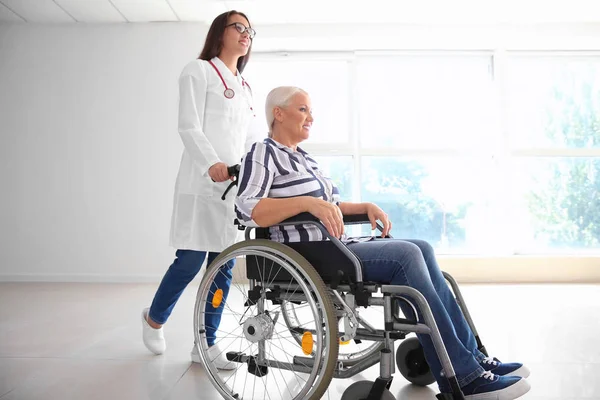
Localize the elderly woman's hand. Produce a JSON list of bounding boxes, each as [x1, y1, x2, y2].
[[366, 203, 392, 237], [306, 198, 345, 239]]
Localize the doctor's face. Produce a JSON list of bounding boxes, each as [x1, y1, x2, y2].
[[279, 92, 314, 144], [223, 14, 253, 57]]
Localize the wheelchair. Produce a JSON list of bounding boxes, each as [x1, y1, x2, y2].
[[193, 167, 489, 400]]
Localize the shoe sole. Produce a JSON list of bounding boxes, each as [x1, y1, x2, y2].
[[465, 378, 531, 400], [505, 365, 530, 379]]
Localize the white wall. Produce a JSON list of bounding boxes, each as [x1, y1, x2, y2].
[[2, 21, 600, 282], [0, 23, 209, 282]]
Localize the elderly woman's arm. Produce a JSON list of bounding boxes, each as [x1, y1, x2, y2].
[[234, 143, 345, 238], [339, 201, 392, 237], [250, 197, 391, 238], [250, 197, 312, 227], [235, 142, 390, 238], [251, 197, 345, 239]]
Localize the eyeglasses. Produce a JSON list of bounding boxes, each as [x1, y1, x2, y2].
[[226, 22, 256, 39]]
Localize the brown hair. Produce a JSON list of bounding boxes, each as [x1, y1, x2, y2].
[[198, 10, 252, 73]]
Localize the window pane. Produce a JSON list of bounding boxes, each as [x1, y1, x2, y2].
[[506, 56, 600, 149], [357, 56, 495, 150], [243, 58, 350, 144], [360, 157, 504, 254], [512, 157, 600, 252], [311, 155, 353, 202]]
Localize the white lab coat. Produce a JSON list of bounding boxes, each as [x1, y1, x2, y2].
[[170, 57, 262, 252]]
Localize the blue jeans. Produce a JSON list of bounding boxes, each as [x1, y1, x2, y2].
[[148, 250, 235, 347], [347, 239, 485, 391]]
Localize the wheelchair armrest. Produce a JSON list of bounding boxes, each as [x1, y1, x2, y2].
[[343, 214, 370, 225], [343, 214, 389, 237], [280, 212, 319, 224], [283, 213, 371, 225], [283, 213, 371, 226]]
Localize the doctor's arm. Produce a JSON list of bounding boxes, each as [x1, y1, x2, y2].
[[178, 67, 228, 182]]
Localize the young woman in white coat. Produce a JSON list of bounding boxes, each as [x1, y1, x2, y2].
[[141, 10, 260, 368]]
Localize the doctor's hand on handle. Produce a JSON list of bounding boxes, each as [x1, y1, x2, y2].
[[209, 162, 235, 182]]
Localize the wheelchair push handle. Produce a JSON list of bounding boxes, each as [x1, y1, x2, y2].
[[227, 164, 240, 178], [220, 164, 241, 201]]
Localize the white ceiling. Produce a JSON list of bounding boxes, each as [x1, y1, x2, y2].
[[1, 0, 600, 24]]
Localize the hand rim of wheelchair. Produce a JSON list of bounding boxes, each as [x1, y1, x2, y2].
[[194, 239, 339, 400]]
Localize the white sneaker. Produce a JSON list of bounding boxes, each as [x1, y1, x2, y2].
[[192, 344, 236, 370], [191, 344, 201, 363], [141, 308, 166, 355]]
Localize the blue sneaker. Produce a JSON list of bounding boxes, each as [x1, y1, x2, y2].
[[481, 356, 531, 378], [461, 371, 530, 400]]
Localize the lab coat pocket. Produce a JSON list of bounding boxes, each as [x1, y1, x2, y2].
[[178, 165, 214, 197], [189, 170, 215, 197]]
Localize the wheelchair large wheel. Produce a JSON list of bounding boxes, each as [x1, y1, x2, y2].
[[194, 239, 339, 400], [281, 298, 383, 366], [396, 337, 436, 386]]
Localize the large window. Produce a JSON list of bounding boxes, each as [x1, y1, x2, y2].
[[505, 56, 600, 149], [244, 57, 351, 144], [245, 52, 600, 255], [357, 55, 495, 150], [360, 156, 500, 254], [506, 55, 600, 253], [511, 157, 600, 252]]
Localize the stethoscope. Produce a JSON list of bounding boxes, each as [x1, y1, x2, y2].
[[208, 60, 252, 100]]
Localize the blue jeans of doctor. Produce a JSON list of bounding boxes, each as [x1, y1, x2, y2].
[[148, 250, 235, 347], [347, 239, 486, 391]]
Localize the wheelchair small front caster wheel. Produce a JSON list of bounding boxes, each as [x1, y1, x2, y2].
[[396, 337, 436, 386], [340, 380, 395, 400]]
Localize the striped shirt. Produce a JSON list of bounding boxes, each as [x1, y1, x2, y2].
[[234, 138, 341, 243]]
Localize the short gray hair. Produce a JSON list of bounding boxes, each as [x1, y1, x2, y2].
[[265, 86, 307, 138]]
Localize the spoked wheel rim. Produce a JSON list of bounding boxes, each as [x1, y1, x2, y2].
[[193, 240, 339, 400]]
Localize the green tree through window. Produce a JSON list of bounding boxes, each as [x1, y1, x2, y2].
[[525, 61, 600, 249]]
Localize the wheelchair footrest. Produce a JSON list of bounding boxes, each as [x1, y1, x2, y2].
[[226, 352, 269, 377], [437, 375, 466, 400], [248, 355, 269, 377], [226, 352, 247, 363]]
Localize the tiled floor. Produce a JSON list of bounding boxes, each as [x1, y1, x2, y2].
[[1, 282, 599, 399]]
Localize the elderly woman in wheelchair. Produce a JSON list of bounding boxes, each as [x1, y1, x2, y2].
[[192, 86, 531, 400]]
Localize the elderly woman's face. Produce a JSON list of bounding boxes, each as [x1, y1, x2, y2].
[[279, 92, 313, 142]]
